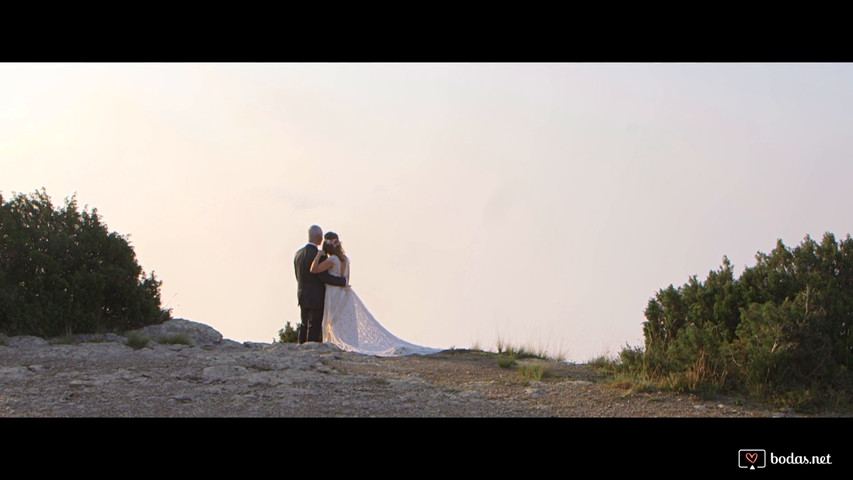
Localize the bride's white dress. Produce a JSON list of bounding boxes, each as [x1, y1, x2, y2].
[[322, 255, 441, 357]]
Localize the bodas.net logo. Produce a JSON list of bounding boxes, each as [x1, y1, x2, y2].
[[739, 449, 766, 469]]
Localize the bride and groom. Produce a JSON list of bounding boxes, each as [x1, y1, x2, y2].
[[293, 225, 439, 357]]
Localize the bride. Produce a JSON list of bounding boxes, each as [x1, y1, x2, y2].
[[310, 233, 441, 357]]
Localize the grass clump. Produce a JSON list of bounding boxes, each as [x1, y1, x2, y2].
[[497, 357, 516, 369], [588, 354, 619, 373], [518, 361, 552, 382], [156, 333, 193, 346], [493, 336, 565, 381], [585, 351, 659, 395], [496, 337, 540, 359], [0, 333, 6, 346], [126, 331, 150, 350], [495, 335, 566, 362]]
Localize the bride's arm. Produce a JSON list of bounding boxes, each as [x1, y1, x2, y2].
[[310, 251, 334, 273]]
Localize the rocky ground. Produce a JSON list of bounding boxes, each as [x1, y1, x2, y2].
[[0, 319, 842, 418]]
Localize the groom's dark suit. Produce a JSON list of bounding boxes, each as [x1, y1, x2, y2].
[[294, 243, 347, 343]]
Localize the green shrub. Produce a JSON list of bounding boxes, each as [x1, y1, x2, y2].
[[626, 232, 853, 410], [617, 344, 644, 373], [518, 361, 551, 382], [126, 331, 150, 350], [0, 189, 171, 338], [588, 353, 622, 375], [278, 321, 299, 343], [497, 357, 516, 369]]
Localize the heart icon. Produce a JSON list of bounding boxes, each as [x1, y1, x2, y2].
[[745, 453, 758, 464]]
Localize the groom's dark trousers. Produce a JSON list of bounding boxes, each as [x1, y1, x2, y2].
[[294, 243, 347, 343]]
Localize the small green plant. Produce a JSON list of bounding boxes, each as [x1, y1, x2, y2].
[[0, 333, 7, 346], [588, 354, 622, 374], [126, 331, 150, 350], [157, 333, 193, 346], [497, 357, 516, 369], [496, 336, 507, 355], [512, 346, 536, 359], [497, 343, 526, 359], [518, 361, 551, 382], [495, 337, 565, 361], [278, 321, 300, 343]]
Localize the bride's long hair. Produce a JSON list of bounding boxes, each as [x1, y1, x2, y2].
[[323, 237, 347, 274]]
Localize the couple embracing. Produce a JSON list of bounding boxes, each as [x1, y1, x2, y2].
[[293, 225, 439, 357]]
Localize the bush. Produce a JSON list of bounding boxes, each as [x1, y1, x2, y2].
[[278, 321, 299, 343], [126, 331, 150, 350], [0, 189, 171, 338], [617, 344, 644, 372], [624, 232, 853, 410]]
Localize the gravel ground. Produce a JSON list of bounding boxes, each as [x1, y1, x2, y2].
[[0, 334, 833, 418]]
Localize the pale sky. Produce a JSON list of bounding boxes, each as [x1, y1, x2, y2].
[[2, 63, 851, 362]]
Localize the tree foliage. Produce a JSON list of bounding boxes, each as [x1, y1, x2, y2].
[[278, 321, 299, 343], [626, 232, 853, 410], [0, 189, 170, 337]]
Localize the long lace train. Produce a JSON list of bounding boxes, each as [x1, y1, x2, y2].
[[320, 256, 440, 357]]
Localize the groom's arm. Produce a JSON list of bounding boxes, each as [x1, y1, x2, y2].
[[319, 270, 347, 286], [316, 254, 348, 286]]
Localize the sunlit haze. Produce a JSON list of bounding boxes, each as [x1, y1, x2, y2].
[[2, 63, 851, 362]]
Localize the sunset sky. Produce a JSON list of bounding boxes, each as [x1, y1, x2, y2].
[[2, 63, 851, 362]]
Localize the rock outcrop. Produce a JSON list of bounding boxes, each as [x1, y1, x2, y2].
[[137, 317, 224, 347], [0, 318, 497, 417]]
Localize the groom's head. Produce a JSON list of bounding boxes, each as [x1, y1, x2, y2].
[[309, 225, 323, 245]]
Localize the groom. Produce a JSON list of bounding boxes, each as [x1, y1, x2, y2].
[[294, 225, 348, 343]]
